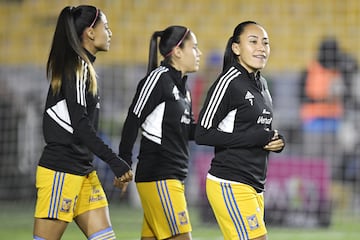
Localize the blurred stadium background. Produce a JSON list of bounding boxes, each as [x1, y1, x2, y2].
[[1, 0, 360, 238]]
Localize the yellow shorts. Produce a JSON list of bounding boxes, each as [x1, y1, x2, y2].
[[34, 166, 108, 222], [136, 180, 192, 239], [206, 176, 267, 240]]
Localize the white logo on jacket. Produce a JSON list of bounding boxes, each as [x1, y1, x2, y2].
[[245, 91, 254, 106], [262, 108, 270, 114], [257, 116, 273, 124], [181, 109, 191, 124], [172, 86, 180, 100]]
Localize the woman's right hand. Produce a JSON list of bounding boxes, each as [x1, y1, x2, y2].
[[264, 129, 285, 152], [113, 170, 133, 194]]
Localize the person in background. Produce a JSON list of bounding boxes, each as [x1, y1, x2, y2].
[[195, 21, 285, 240], [301, 37, 360, 190], [299, 37, 345, 175], [118, 25, 201, 240], [300, 37, 344, 136], [33, 5, 133, 240]]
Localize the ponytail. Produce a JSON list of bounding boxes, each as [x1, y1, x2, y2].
[[147, 31, 163, 74], [47, 5, 98, 95], [146, 26, 190, 74], [222, 36, 238, 71]]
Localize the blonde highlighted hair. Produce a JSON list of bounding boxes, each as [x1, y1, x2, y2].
[[47, 5, 99, 95]]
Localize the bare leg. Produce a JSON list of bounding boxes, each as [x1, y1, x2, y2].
[[141, 232, 191, 240], [75, 206, 112, 238], [251, 234, 267, 240], [167, 232, 192, 240], [33, 218, 68, 240]]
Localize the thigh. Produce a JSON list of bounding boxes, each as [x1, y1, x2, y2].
[[206, 178, 267, 240], [74, 171, 111, 237], [34, 166, 84, 222], [136, 180, 192, 239], [74, 170, 109, 217]]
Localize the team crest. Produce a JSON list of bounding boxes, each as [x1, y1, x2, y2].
[[60, 198, 72, 213], [247, 214, 259, 230], [178, 211, 188, 225]]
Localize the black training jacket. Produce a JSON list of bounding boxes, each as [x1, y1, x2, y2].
[[39, 51, 130, 177], [119, 63, 196, 182], [195, 62, 276, 192]]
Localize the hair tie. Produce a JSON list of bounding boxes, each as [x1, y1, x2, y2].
[[68, 6, 76, 15], [165, 28, 190, 57], [89, 8, 99, 28], [155, 31, 163, 38]]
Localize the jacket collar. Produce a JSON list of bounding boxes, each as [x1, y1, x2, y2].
[[234, 61, 260, 80], [233, 61, 262, 90], [84, 48, 96, 63], [161, 61, 188, 91]]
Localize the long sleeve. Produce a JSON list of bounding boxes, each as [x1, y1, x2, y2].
[[62, 64, 130, 176], [40, 59, 130, 177], [118, 110, 141, 165], [195, 77, 273, 148], [195, 123, 273, 148], [118, 70, 164, 165]]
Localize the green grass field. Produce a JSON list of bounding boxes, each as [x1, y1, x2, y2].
[[1, 201, 359, 240]]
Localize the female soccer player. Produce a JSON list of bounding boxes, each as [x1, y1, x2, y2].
[[118, 25, 201, 240], [33, 5, 133, 240], [195, 21, 285, 240]]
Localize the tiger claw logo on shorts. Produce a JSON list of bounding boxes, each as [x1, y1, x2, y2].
[[60, 198, 72, 213], [247, 214, 259, 230], [178, 211, 188, 225]]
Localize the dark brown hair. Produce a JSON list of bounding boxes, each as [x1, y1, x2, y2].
[[46, 5, 100, 95], [147, 25, 191, 74]]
